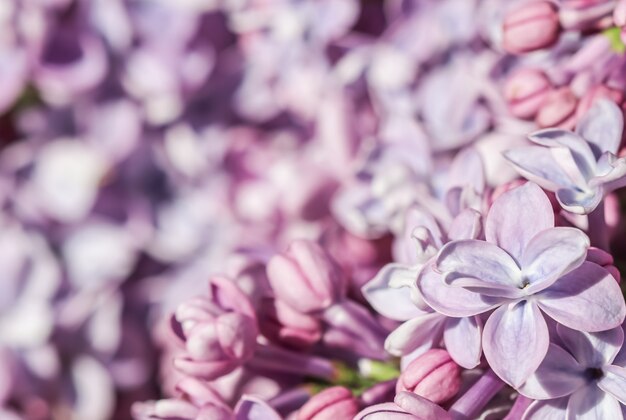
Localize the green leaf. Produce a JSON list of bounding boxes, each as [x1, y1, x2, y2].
[[603, 27, 626, 54]]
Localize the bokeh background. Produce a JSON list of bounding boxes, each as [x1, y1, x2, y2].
[[4, 0, 626, 419]]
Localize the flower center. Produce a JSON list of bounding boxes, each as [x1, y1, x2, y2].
[[585, 367, 604, 381]]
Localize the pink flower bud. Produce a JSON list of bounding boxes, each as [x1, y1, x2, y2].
[[503, 2, 560, 54], [396, 349, 461, 404], [259, 298, 322, 349], [171, 277, 258, 380], [535, 87, 579, 129], [266, 240, 347, 313], [504, 69, 552, 119], [297, 386, 359, 420]]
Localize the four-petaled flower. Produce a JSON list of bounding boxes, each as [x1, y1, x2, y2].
[[520, 325, 626, 419], [504, 99, 626, 214], [418, 182, 626, 387]]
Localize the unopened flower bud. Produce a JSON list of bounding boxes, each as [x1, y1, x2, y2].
[[396, 349, 461, 404], [503, 2, 560, 54], [267, 240, 346, 313], [259, 298, 322, 349], [535, 87, 579, 129], [504, 69, 552, 119], [297, 386, 359, 420], [171, 277, 258, 380]]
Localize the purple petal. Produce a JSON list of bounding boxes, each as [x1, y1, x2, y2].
[[503, 146, 575, 192], [394, 391, 451, 419], [234, 396, 282, 420], [354, 402, 415, 419], [362, 264, 426, 321], [521, 227, 589, 293], [522, 398, 568, 420], [575, 99, 624, 157], [518, 344, 586, 400], [557, 324, 624, 367], [485, 182, 554, 263], [436, 240, 522, 294], [483, 301, 549, 388], [536, 262, 626, 332], [591, 154, 626, 193], [528, 129, 597, 181], [443, 316, 482, 369], [555, 186, 603, 215], [598, 365, 626, 404], [566, 386, 623, 419], [447, 209, 482, 241], [445, 147, 485, 216], [418, 264, 503, 317], [385, 312, 445, 357]]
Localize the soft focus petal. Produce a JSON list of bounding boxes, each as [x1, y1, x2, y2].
[[575, 99, 624, 157], [503, 146, 575, 192], [557, 325, 624, 367], [443, 316, 482, 369], [385, 313, 445, 357], [418, 264, 503, 317], [447, 208, 482, 241], [556, 187, 603, 215], [362, 264, 426, 321], [536, 262, 626, 332], [528, 129, 597, 180], [436, 239, 522, 292], [394, 391, 451, 419], [483, 301, 549, 387], [354, 402, 416, 419], [598, 365, 626, 404], [485, 182, 554, 263], [566, 386, 623, 420], [234, 395, 282, 420], [522, 398, 569, 420], [518, 344, 586, 400], [521, 227, 589, 293]]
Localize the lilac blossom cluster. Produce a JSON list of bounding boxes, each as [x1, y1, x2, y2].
[[2, 0, 626, 419]]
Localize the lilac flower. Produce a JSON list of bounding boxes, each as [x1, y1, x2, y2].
[[504, 99, 626, 215], [520, 325, 626, 419], [266, 240, 346, 314], [354, 391, 451, 420], [419, 182, 625, 387], [364, 208, 484, 369]]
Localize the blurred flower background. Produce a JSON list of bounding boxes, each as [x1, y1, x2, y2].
[[3, 0, 626, 419]]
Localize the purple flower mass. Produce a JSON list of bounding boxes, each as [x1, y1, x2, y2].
[[4, 0, 626, 419]]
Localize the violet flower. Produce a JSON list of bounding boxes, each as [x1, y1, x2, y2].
[[364, 208, 484, 369], [504, 99, 626, 215], [419, 182, 625, 387], [520, 324, 626, 419]]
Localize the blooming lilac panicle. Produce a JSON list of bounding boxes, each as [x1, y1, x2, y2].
[[5, 0, 626, 419]]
